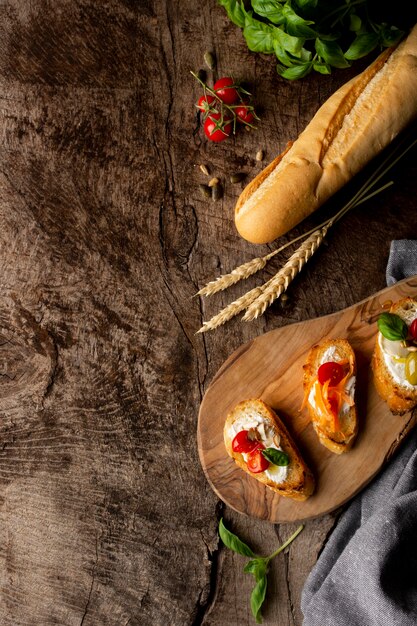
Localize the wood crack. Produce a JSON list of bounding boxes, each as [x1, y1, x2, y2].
[[79, 530, 100, 626], [191, 503, 223, 626]]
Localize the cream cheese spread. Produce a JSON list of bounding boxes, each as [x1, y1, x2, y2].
[[378, 334, 415, 389]]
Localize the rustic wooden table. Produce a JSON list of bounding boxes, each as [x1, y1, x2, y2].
[[1, 2, 417, 625]]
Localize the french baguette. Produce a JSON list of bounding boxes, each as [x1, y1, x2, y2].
[[224, 398, 315, 501], [302, 339, 357, 455], [372, 297, 417, 415], [235, 24, 417, 244]]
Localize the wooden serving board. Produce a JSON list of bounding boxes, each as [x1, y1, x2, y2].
[[197, 276, 417, 523]]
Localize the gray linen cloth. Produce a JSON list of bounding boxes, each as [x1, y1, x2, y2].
[[301, 240, 417, 626]]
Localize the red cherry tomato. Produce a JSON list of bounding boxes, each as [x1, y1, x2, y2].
[[317, 361, 345, 386], [197, 94, 215, 112], [213, 77, 239, 105], [235, 104, 254, 125], [410, 319, 417, 341], [232, 430, 258, 454], [203, 113, 233, 142], [246, 444, 269, 474]]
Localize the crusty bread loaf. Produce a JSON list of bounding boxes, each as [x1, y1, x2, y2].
[[372, 297, 417, 415], [235, 25, 417, 244], [224, 398, 315, 500], [303, 339, 357, 455]]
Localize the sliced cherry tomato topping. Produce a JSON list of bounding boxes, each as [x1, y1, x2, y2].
[[213, 77, 239, 105], [203, 113, 233, 142], [232, 430, 258, 454], [410, 318, 417, 341], [317, 361, 345, 386], [197, 94, 215, 112], [246, 444, 269, 474], [235, 104, 254, 124]]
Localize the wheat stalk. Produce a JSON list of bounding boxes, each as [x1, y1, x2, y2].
[[196, 253, 273, 297], [243, 225, 329, 321], [195, 221, 337, 297], [197, 284, 265, 332]]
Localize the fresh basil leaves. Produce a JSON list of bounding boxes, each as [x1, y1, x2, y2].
[[219, 518, 256, 557], [377, 312, 408, 341], [219, 519, 303, 623], [262, 447, 290, 466], [218, 0, 404, 80]]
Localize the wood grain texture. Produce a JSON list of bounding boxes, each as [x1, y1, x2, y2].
[[199, 277, 417, 522], [1, 1, 417, 625]]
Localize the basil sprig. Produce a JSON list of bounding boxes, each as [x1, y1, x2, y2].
[[262, 447, 290, 466], [217, 0, 404, 80], [219, 519, 303, 623], [377, 312, 408, 341]]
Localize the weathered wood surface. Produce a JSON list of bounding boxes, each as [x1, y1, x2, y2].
[[1, 2, 417, 625]]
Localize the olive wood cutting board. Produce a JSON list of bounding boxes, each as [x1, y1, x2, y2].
[[197, 275, 417, 523]]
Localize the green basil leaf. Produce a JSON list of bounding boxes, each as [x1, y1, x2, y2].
[[262, 447, 290, 465], [219, 518, 256, 557], [378, 25, 404, 48], [251, 0, 284, 25], [345, 32, 379, 60], [281, 4, 317, 39], [295, 0, 317, 8], [272, 25, 304, 56], [315, 38, 350, 68], [377, 312, 408, 341], [313, 60, 331, 74], [251, 575, 268, 624], [349, 14, 361, 33], [244, 557, 268, 582], [243, 15, 276, 53], [217, 0, 246, 28], [277, 62, 312, 80]]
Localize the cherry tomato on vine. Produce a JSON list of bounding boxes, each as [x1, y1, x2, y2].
[[235, 104, 254, 125], [410, 318, 417, 341], [213, 77, 239, 105], [317, 361, 345, 386], [232, 430, 258, 454], [247, 444, 269, 473], [203, 113, 233, 142], [197, 94, 215, 112]]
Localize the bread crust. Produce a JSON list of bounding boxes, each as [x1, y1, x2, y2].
[[235, 26, 417, 244], [303, 339, 357, 455], [372, 297, 417, 415], [224, 398, 315, 501]]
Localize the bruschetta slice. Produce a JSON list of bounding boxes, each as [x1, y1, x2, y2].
[[302, 339, 357, 454], [372, 297, 417, 415], [224, 399, 315, 501]]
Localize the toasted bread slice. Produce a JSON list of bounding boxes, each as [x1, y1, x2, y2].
[[224, 399, 315, 501], [372, 297, 417, 415], [303, 339, 357, 455]]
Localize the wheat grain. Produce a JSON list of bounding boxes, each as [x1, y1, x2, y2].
[[243, 226, 329, 321], [197, 284, 265, 333], [196, 254, 274, 297]]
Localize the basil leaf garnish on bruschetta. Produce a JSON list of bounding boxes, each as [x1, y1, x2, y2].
[[262, 448, 290, 466], [377, 312, 408, 341]]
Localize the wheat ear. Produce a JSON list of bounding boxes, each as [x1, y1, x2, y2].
[[243, 225, 329, 321], [195, 253, 274, 297], [196, 284, 265, 333]]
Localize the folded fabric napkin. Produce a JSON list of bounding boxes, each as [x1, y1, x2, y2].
[[301, 240, 417, 626]]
